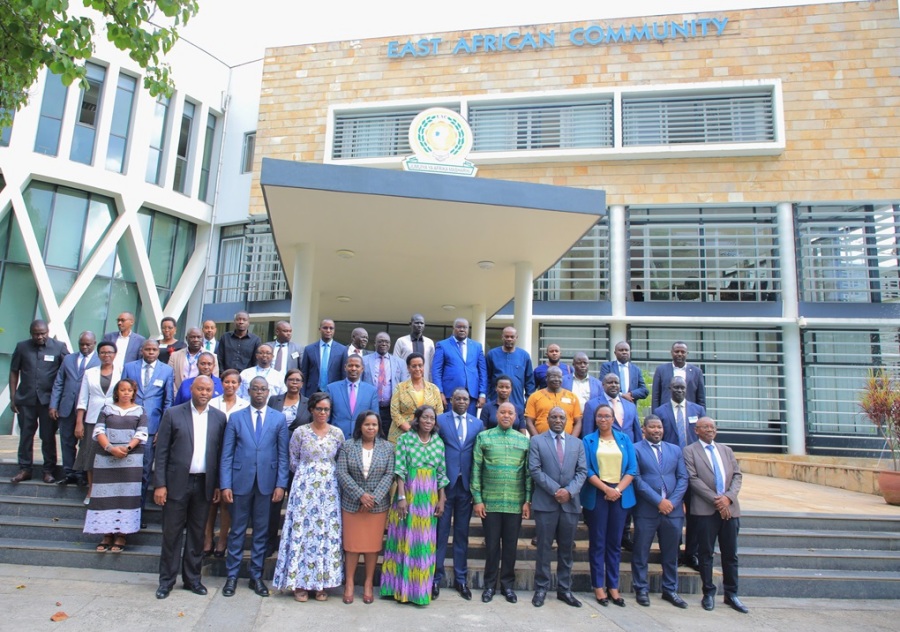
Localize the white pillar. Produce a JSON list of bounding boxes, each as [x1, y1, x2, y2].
[[777, 202, 806, 456], [472, 304, 487, 348], [289, 243, 315, 347], [514, 261, 534, 352], [608, 205, 628, 355]]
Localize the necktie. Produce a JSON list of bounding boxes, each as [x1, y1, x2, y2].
[[143, 363, 152, 388], [349, 382, 357, 414], [274, 344, 284, 372], [255, 410, 263, 442], [556, 434, 565, 466], [706, 444, 725, 494], [377, 355, 388, 403], [319, 342, 330, 390], [205, 340, 212, 351], [619, 364, 628, 390], [456, 414, 465, 443], [458, 339, 466, 362], [653, 443, 667, 497], [78, 354, 86, 375], [676, 404, 687, 447], [612, 398, 624, 426]]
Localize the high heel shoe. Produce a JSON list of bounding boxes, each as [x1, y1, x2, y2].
[[608, 589, 626, 607], [594, 588, 608, 606]]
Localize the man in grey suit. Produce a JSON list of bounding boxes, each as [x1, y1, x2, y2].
[[153, 377, 227, 599], [529, 406, 587, 608], [393, 313, 435, 380], [49, 331, 99, 485], [631, 415, 689, 608], [362, 332, 408, 437], [684, 417, 748, 614], [269, 320, 302, 375]]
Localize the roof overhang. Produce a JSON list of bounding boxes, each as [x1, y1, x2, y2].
[[259, 159, 605, 324]]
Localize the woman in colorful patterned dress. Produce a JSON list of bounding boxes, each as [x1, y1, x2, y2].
[[380, 405, 448, 605], [273, 392, 345, 602]]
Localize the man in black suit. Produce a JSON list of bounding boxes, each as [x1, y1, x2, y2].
[[153, 376, 227, 599], [9, 319, 69, 483], [651, 341, 706, 410], [528, 407, 587, 608], [300, 318, 347, 396]]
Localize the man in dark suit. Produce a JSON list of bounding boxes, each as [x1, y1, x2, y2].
[[153, 376, 227, 599], [9, 319, 69, 483], [49, 331, 99, 484], [631, 415, 689, 608], [220, 377, 289, 597], [327, 354, 378, 439], [651, 341, 706, 410], [431, 318, 487, 416], [300, 318, 347, 397], [583, 374, 641, 441], [599, 341, 648, 404], [684, 417, 748, 614], [102, 311, 145, 370], [269, 320, 302, 375], [529, 406, 587, 608], [216, 311, 261, 372], [434, 388, 484, 600], [361, 332, 408, 437], [122, 339, 175, 524]]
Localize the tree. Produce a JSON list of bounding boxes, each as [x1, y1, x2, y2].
[[0, 0, 199, 127]]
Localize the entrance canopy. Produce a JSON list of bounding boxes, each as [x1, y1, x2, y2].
[[260, 159, 604, 325]]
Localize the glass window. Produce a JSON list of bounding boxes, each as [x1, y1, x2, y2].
[[70, 62, 106, 165], [106, 73, 137, 173], [34, 72, 68, 155], [67, 276, 112, 339], [0, 264, 39, 347], [0, 109, 13, 147], [198, 113, 217, 201], [21, 182, 55, 257], [139, 206, 197, 303], [173, 101, 195, 194], [148, 212, 177, 286], [45, 187, 89, 269], [146, 94, 170, 185], [81, 197, 117, 267], [470, 100, 613, 152], [241, 132, 256, 173], [535, 220, 609, 301]]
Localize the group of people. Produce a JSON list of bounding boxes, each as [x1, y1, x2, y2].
[[8, 310, 745, 613]]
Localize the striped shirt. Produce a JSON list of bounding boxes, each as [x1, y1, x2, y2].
[[471, 426, 533, 513]]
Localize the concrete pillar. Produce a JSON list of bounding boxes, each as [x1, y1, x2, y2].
[[608, 205, 628, 355], [777, 202, 806, 455], [472, 304, 487, 348], [514, 261, 534, 353], [289, 243, 315, 346]]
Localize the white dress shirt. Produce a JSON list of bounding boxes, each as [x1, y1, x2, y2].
[[189, 403, 209, 474]]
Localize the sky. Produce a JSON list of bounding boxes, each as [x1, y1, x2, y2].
[[178, 0, 852, 66]]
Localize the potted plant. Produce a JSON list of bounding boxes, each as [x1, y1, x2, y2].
[[858, 369, 900, 505]]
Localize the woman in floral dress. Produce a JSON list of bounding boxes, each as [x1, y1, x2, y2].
[[273, 392, 344, 602], [380, 405, 448, 605]]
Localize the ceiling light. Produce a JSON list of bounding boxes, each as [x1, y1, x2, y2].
[[335, 249, 355, 259], [337, 296, 352, 303], [477, 260, 495, 270]]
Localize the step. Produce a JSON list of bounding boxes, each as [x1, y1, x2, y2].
[[739, 568, 900, 599], [739, 546, 900, 572], [0, 515, 163, 546], [740, 528, 900, 551], [0, 495, 162, 523], [739, 511, 900, 533]]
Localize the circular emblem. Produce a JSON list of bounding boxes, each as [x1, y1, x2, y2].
[[408, 108, 473, 164]]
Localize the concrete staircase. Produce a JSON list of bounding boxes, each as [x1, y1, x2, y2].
[[2, 459, 899, 597]]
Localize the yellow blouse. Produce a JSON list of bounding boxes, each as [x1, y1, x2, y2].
[[596, 438, 622, 484]]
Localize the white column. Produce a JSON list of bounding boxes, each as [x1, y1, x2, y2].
[[472, 304, 487, 348], [777, 201, 805, 455], [289, 243, 315, 346], [514, 261, 534, 352], [608, 204, 628, 354]]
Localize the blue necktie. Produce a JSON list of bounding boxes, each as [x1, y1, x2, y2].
[[706, 444, 725, 494], [456, 414, 465, 443], [319, 342, 330, 391], [619, 364, 628, 389], [78, 354, 86, 376], [653, 443, 667, 497], [255, 410, 263, 442]]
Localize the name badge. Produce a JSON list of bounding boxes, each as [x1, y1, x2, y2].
[[291, 351, 299, 359], [153, 379, 164, 387], [688, 416, 698, 424], [561, 397, 572, 404], [43, 355, 55, 362]]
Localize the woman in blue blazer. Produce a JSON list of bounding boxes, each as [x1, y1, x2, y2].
[[580, 403, 638, 607]]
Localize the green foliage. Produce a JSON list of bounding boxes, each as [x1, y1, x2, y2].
[[0, 0, 200, 126], [636, 369, 653, 420]]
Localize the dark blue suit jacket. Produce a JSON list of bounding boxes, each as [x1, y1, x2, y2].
[[432, 337, 487, 401], [102, 332, 146, 365], [562, 374, 604, 403], [220, 406, 289, 495], [50, 351, 100, 417], [300, 339, 347, 396], [651, 362, 706, 409], [632, 439, 688, 518], [122, 359, 174, 435], [654, 401, 706, 448], [582, 394, 641, 442], [436, 410, 483, 491], [327, 379, 379, 439], [599, 361, 649, 401]]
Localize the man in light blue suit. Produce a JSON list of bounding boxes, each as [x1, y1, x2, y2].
[[563, 352, 603, 410], [122, 339, 174, 523], [432, 318, 487, 416], [434, 388, 484, 600], [49, 331, 99, 484], [300, 319, 347, 397], [599, 341, 649, 404], [582, 374, 641, 442], [327, 354, 378, 438], [361, 332, 408, 437], [631, 415, 689, 609], [220, 377, 289, 598]]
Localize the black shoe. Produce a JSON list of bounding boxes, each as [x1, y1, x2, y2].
[[455, 582, 472, 600], [140, 522, 148, 530], [249, 578, 270, 597], [683, 555, 700, 571], [724, 593, 749, 613], [222, 577, 237, 597], [431, 582, 440, 600], [701, 593, 715, 611], [557, 591, 582, 608], [501, 588, 517, 604], [621, 533, 634, 552], [57, 474, 79, 486], [635, 590, 650, 607], [76, 475, 89, 488], [662, 591, 688, 609], [182, 582, 208, 596], [155, 585, 172, 599], [532, 590, 546, 607], [481, 588, 494, 603]]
